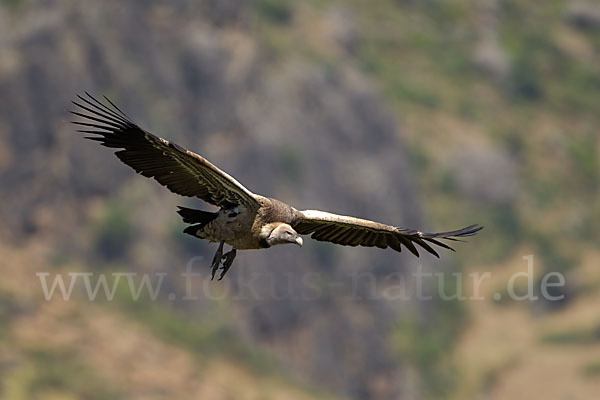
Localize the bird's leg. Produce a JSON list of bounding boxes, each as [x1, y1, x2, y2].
[[210, 241, 225, 280], [218, 248, 237, 280]]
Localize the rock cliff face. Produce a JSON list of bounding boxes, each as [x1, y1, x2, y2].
[[0, 1, 431, 398]]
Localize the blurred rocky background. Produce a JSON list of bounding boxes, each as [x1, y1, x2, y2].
[[0, 0, 599, 399]]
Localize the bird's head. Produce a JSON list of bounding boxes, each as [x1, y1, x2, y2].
[[265, 223, 303, 247]]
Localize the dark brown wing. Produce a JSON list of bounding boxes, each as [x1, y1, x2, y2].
[[71, 93, 260, 210], [292, 210, 482, 257]]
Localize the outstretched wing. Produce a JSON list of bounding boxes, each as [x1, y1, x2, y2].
[[292, 210, 482, 257], [71, 92, 261, 210]]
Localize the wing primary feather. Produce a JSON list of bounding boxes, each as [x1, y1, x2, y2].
[[411, 237, 440, 258], [102, 94, 133, 121], [397, 236, 420, 257], [71, 101, 126, 127], [422, 237, 454, 251], [375, 235, 387, 249], [77, 129, 112, 135], [72, 121, 116, 131], [70, 109, 123, 129], [421, 224, 483, 238], [79, 93, 131, 125], [386, 236, 401, 252]]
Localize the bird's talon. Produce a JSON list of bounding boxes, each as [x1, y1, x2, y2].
[[218, 249, 237, 280], [210, 241, 225, 280]]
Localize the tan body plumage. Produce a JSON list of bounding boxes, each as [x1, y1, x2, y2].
[[195, 197, 300, 250]]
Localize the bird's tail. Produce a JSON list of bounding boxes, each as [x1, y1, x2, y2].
[[177, 206, 218, 237], [177, 206, 218, 224]]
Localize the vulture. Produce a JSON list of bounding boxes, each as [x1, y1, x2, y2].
[[72, 93, 482, 280]]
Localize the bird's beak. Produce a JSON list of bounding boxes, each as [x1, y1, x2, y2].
[[295, 236, 303, 247]]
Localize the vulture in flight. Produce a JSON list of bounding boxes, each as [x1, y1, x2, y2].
[[72, 93, 482, 280]]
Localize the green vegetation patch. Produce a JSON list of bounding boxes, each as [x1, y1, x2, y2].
[[393, 283, 466, 398], [541, 322, 600, 345], [582, 361, 600, 378], [254, 0, 294, 24], [92, 202, 135, 261], [2, 347, 122, 400]]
